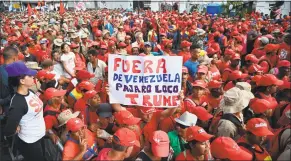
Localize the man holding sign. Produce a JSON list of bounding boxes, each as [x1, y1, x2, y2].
[[108, 54, 183, 141]]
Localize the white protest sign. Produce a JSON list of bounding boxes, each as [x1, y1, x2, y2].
[[108, 54, 182, 107]]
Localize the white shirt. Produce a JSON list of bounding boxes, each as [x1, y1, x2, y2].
[[87, 59, 107, 85], [13, 91, 45, 143], [60, 52, 76, 78], [53, 62, 64, 80]]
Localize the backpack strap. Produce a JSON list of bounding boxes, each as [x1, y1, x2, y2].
[[278, 125, 291, 152], [43, 110, 60, 118], [221, 113, 242, 128], [238, 142, 256, 161]]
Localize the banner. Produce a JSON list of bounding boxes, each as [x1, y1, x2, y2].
[[108, 55, 182, 107]]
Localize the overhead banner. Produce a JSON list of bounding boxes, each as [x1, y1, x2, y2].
[[108, 55, 182, 107]]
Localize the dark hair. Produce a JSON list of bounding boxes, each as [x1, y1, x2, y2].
[[8, 75, 26, 87], [112, 135, 127, 151], [61, 43, 69, 51], [256, 86, 268, 93], [3, 46, 18, 60], [214, 35, 220, 42], [20, 45, 28, 52], [87, 49, 98, 56], [190, 44, 201, 50], [51, 50, 59, 58]]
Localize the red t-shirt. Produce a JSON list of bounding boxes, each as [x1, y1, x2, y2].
[[95, 148, 112, 161], [44, 105, 60, 130], [74, 98, 99, 125], [63, 129, 98, 161], [176, 150, 209, 161], [177, 51, 191, 64], [36, 48, 51, 62], [95, 80, 108, 103]]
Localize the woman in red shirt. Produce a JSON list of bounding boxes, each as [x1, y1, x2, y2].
[[176, 126, 213, 161]]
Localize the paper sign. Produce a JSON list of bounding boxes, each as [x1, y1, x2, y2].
[[108, 54, 182, 107]]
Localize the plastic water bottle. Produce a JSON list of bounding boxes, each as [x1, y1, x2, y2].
[[56, 140, 64, 151]]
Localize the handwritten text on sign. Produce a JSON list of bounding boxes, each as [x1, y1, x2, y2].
[[108, 55, 182, 107]]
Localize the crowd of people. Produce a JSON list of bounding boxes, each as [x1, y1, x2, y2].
[[0, 8, 290, 161]]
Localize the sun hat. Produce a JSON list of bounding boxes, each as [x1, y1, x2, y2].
[[6, 61, 37, 77], [57, 109, 80, 127], [174, 111, 197, 127], [235, 82, 252, 92], [220, 87, 254, 114], [53, 38, 63, 46]]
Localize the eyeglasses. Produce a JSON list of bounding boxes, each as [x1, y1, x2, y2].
[[182, 73, 189, 75]]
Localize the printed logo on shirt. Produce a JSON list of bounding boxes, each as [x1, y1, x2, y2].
[[279, 49, 287, 60], [29, 94, 43, 113]]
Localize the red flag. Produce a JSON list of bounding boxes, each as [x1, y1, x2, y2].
[[27, 3, 32, 16], [59, 1, 65, 15]]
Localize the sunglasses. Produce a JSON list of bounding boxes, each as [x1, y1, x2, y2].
[[176, 123, 189, 129], [182, 73, 189, 75]]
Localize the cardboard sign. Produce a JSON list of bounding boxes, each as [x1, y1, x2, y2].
[[108, 54, 182, 107]]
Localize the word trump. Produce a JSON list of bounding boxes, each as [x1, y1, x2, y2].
[[108, 55, 182, 107]]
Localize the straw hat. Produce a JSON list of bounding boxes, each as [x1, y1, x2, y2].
[[53, 38, 63, 46], [58, 109, 80, 127], [25, 61, 42, 70]]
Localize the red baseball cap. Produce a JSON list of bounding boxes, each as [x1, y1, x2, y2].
[[70, 42, 79, 49], [264, 44, 280, 53], [95, 30, 102, 37], [77, 81, 95, 91], [149, 130, 170, 157], [118, 42, 127, 48], [66, 118, 85, 132], [224, 48, 236, 56], [233, 36, 243, 42], [182, 66, 188, 73], [107, 40, 115, 47], [246, 118, 274, 136], [180, 40, 192, 48], [211, 137, 253, 160], [191, 106, 213, 121], [114, 110, 141, 125], [277, 60, 291, 68], [245, 54, 258, 63], [197, 65, 208, 74], [113, 128, 136, 146], [76, 70, 94, 80], [229, 70, 248, 81], [83, 90, 98, 101], [257, 74, 283, 86], [186, 126, 213, 142], [250, 98, 272, 113], [208, 80, 223, 89], [248, 64, 263, 74], [138, 107, 156, 114], [44, 88, 66, 100], [231, 53, 241, 60], [278, 80, 291, 90], [100, 45, 108, 50], [192, 80, 207, 89], [36, 70, 55, 80]]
